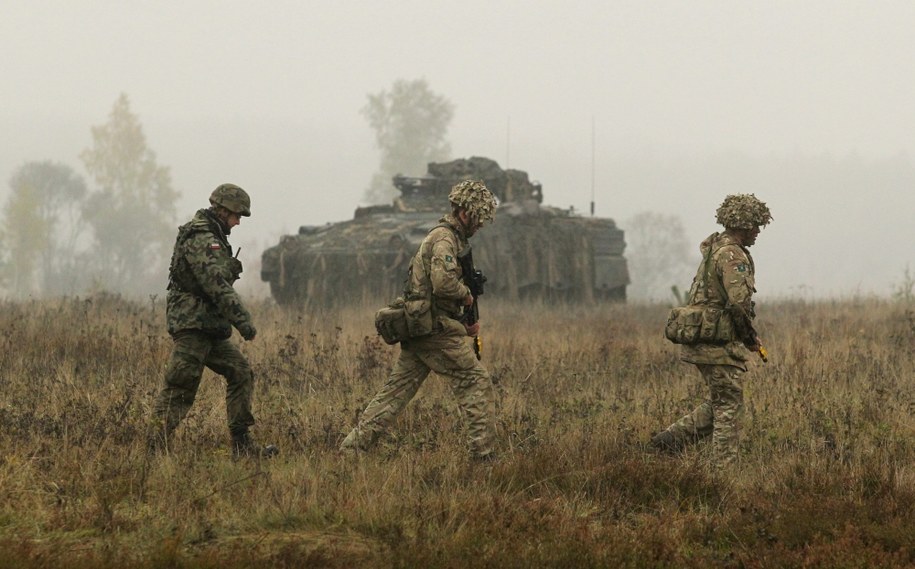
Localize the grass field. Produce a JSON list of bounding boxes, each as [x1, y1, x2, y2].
[[1, 295, 914, 568]]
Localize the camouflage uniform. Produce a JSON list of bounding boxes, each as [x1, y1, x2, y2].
[[341, 181, 497, 459], [153, 185, 259, 448], [654, 194, 771, 465]]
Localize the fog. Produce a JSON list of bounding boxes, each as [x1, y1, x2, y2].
[[3, 1, 914, 300]]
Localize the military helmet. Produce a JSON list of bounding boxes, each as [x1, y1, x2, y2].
[[448, 179, 497, 223], [209, 183, 251, 217], [715, 193, 771, 229]]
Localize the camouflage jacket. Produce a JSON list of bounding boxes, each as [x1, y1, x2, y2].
[[681, 231, 756, 370], [165, 208, 253, 338], [406, 214, 472, 322]]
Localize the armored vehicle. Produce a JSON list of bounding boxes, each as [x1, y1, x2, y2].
[[260, 157, 628, 306]]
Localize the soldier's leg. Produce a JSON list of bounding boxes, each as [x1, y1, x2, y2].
[[705, 364, 744, 465], [419, 333, 496, 459], [205, 339, 255, 438], [153, 331, 212, 436], [659, 365, 715, 448], [340, 347, 430, 451]]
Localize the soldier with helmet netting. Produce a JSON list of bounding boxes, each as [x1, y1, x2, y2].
[[448, 179, 498, 226], [651, 193, 772, 467], [150, 183, 277, 459], [340, 179, 499, 461]]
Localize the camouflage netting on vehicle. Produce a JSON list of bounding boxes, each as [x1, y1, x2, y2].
[[428, 157, 543, 204], [473, 207, 628, 301]]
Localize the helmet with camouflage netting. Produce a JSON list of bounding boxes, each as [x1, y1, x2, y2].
[[716, 193, 771, 230], [210, 183, 251, 217], [448, 179, 497, 223]]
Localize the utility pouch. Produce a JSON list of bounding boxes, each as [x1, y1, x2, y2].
[[701, 307, 736, 343], [403, 297, 434, 338], [664, 306, 704, 345], [374, 298, 410, 345], [699, 307, 722, 343], [666, 305, 736, 345], [228, 257, 243, 283]]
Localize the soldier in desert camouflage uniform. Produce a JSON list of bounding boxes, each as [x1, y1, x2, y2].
[[151, 184, 276, 458], [651, 194, 772, 465], [340, 180, 498, 460]]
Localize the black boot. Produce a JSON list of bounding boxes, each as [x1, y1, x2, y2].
[[231, 432, 279, 460], [649, 430, 684, 454], [146, 422, 174, 456]]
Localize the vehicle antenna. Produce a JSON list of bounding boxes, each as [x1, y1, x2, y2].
[[590, 115, 596, 217], [505, 116, 511, 168]]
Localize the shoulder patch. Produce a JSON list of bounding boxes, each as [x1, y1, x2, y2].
[[209, 243, 222, 250]]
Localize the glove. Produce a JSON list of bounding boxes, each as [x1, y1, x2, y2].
[[228, 257, 243, 283], [238, 322, 257, 341]]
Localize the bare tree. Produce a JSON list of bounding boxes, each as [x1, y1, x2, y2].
[[0, 161, 87, 296], [623, 211, 694, 302], [80, 93, 178, 294], [362, 78, 454, 204]]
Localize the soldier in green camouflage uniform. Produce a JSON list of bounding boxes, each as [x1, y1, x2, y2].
[[151, 184, 276, 458], [651, 194, 772, 465], [340, 180, 498, 460]]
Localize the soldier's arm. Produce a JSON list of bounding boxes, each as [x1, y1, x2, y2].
[[717, 246, 756, 343], [184, 234, 254, 329], [429, 232, 471, 300]]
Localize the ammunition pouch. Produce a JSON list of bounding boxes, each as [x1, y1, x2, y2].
[[374, 298, 410, 345], [374, 294, 436, 345], [665, 305, 735, 345], [404, 297, 434, 338]]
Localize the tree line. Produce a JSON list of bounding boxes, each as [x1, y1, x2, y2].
[[0, 80, 451, 299], [0, 93, 177, 298], [0, 81, 693, 302]]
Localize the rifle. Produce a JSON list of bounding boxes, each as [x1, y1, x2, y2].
[[457, 246, 487, 360], [733, 310, 768, 363]]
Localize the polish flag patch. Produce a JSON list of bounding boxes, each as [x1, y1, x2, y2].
[[209, 243, 222, 250]]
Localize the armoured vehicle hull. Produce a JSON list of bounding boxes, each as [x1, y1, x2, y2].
[[261, 157, 628, 306]]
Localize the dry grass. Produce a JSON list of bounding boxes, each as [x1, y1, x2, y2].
[[1, 294, 914, 567]]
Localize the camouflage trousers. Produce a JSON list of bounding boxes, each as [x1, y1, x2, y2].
[[340, 320, 496, 458], [153, 330, 255, 438], [665, 364, 744, 465]]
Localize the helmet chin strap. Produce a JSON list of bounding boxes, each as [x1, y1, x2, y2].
[[210, 206, 233, 234], [458, 210, 477, 235]]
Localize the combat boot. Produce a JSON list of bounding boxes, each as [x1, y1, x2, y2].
[[146, 423, 174, 456], [649, 430, 684, 455], [472, 450, 498, 464], [231, 432, 279, 460]]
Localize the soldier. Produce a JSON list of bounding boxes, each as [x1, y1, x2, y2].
[[340, 180, 498, 461], [151, 183, 277, 458], [651, 194, 772, 466]]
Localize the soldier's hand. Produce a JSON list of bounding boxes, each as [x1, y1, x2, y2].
[[746, 335, 761, 351], [463, 294, 474, 306], [464, 322, 480, 337], [238, 323, 257, 341]]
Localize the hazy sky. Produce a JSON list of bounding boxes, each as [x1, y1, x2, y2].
[[3, 1, 914, 299]]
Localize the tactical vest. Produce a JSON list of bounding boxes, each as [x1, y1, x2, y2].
[[375, 221, 468, 344], [665, 233, 741, 345], [167, 210, 232, 297]]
